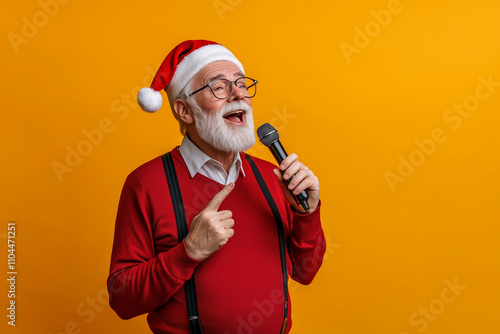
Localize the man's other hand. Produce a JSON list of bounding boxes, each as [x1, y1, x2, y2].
[[273, 153, 320, 213]]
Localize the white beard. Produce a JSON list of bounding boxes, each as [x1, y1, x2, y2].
[[189, 100, 256, 153]]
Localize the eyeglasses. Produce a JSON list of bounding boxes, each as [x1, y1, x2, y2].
[[188, 77, 258, 100]]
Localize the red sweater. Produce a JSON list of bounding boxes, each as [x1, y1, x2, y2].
[[107, 148, 326, 333]]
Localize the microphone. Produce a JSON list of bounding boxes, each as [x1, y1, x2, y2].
[[257, 123, 310, 212]]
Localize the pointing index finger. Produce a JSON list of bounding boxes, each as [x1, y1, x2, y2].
[[205, 182, 235, 211]]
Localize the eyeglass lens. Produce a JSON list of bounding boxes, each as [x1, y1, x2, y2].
[[211, 77, 256, 99]]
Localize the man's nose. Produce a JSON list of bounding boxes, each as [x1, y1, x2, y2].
[[227, 82, 245, 101]]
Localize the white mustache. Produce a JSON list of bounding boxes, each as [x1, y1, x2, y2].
[[216, 101, 253, 117]]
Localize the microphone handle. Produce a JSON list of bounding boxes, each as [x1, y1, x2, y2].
[[269, 141, 310, 211]]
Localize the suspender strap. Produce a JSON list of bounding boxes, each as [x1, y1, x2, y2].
[[162, 152, 204, 334], [244, 153, 289, 334]]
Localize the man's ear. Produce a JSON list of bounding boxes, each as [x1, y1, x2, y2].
[[173, 99, 194, 125]]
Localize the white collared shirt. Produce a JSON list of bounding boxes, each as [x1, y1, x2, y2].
[[179, 136, 246, 185]]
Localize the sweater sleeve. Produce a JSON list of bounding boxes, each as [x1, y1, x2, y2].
[[107, 173, 201, 320], [288, 201, 326, 285]]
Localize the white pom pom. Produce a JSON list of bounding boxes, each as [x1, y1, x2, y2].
[[137, 87, 162, 113]]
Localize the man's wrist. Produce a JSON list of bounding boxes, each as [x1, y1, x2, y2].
[[183, 239, 203, 261]]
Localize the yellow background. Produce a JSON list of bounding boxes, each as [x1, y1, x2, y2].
[[1, 0, 499, 333]]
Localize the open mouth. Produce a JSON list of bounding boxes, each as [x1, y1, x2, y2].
[[223, 110, 245, 124]]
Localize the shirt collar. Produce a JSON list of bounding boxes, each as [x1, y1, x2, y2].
[[179, 135, 246, 179]]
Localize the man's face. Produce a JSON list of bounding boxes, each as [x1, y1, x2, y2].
[[187, 61, 255, 153]]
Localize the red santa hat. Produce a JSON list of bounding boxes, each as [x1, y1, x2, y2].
[[137, 39, 245, 113]]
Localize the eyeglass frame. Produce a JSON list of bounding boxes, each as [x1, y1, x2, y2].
[[187, 76, 258, 100]]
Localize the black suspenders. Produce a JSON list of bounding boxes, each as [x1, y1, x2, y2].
[[244, 153, 289, 334], [162, 152, 289, 334], [162, 152, 203, 334]]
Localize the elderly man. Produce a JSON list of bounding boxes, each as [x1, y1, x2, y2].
[[107, 40, 326, 334]]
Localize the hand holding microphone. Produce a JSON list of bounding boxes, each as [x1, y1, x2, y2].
[[257, 123, 320, 213]]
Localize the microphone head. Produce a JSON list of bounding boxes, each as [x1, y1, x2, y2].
[[257, 123, 279, 147]]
